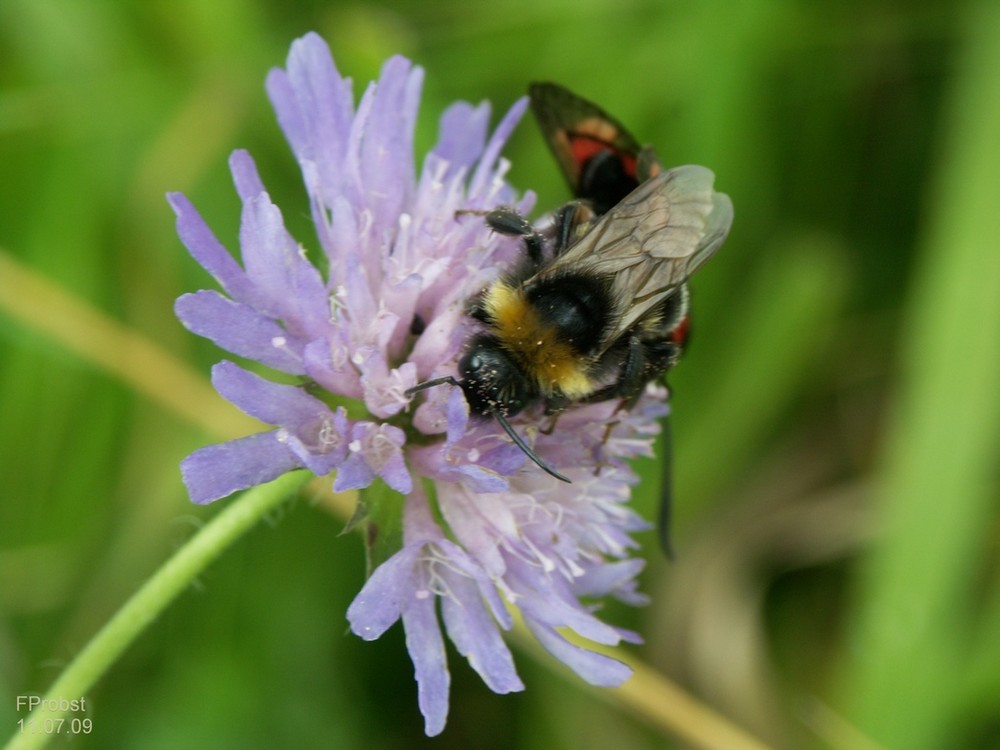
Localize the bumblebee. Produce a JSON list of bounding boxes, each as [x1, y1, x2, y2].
[[408, 85, 733, 548]]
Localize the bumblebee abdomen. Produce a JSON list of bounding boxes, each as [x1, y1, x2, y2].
[[481, 275, 613, 399]]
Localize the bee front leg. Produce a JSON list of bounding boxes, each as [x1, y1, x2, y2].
[[481, 207, 547, 265]]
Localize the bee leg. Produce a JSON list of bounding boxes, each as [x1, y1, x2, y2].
[[656, 417, 676, 558], [584, 335, 649, 406], [590, 338, 676, 557], [550, 202, 594, 256], [617, 335, 652, 406], [616, 337, 676, 556], [539, 395, 568, 434], [540, 418, 560, 435], [581, 336, 650, 463], [540, 414, 561, 435], [482, 207, 546, 264], [591, 397, 627, 475]]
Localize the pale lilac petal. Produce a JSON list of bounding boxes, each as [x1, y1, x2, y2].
[[382, 272, 423, 357], [474, 441, 528, 477], [440, 572, 523, 694], [573, 558, 650, 605], [211, 360, 324, 427], [431, 101, 490, 172], [174, 291, 305, 374], [181, 432, 301, 504], [523, 617, 633, 688], [333, 450, 374, 492], [356, 422, 412, 494], [429, 461, 510, 494], [357, 56, 422, 231], [379, 448, 413, 494], [285, 426, 348, 476], [403, 598, 450, 737], [506, 555, 624, 646], [445, 387, 469, 443], [303, 337, 362, 399], [169, 193, 257, 304], [340, 248, 378, 338], [436, 539, 511, 629], [435, 486, 508, 578], [238, 191, 331, 336], [266, 32, 354, 193], [347, 544, 422, 639], [356, 349, 416, 418], [468, 96, 528, 199], [228, 148, 267, 202]]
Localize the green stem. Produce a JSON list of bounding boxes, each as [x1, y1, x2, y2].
[[4, 471, 310, 750]]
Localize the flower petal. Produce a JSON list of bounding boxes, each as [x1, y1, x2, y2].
[[237, 187, 331, 337], [210, 360, 325, 428], [430, 101, 490, 174], [403, 595, 450, 737], [266, 32, 354, 201], [573, 558, 650, 606], [168, 193, 256, 304], [301, 336, 361, 398], [333, 450, 374, 492], [505, 555, 624, 646], [358, 55, 423, 233], [468, 96, 528, 201], [523, 616, 633, 688], [346, 544, 422, 640], [180, 432, 301, 504], [440, 570, 523, 694], [174, 291, 305, 374]]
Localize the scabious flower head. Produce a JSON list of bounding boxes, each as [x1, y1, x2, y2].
[[172, 32, 666, 736]]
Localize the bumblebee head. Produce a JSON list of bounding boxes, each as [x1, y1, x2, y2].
[[456, 337, 533, 418], [405, 337, 569, 483]]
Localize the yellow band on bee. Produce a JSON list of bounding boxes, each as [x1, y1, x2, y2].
[[482, 283, 595, 399]]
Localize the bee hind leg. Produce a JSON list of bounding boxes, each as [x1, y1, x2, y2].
[[577, 336, 650, 468], [583, 335, 649, 407]]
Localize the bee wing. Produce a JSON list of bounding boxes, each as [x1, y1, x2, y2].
[[536, 165, 733, 346]]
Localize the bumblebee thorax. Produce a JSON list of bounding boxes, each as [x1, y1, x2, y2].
[[479, 280, 601, 399]]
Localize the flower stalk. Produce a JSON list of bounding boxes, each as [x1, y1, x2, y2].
[[4, 472, 309, 750]]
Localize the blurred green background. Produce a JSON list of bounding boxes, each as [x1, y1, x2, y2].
[[1, 1, 998, 748]]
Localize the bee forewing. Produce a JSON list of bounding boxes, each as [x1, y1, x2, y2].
[[535, 164, 732, 348], [546, 165, 730, 279], [686, 190, 733, 276], [643, 165, 731, 261]]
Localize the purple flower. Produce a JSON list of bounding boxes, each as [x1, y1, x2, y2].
[[172, 32, 666, 736]]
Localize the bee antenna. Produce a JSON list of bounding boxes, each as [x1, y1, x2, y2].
[[492, 410, 571, 483], [405, 376, 460, 397]]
